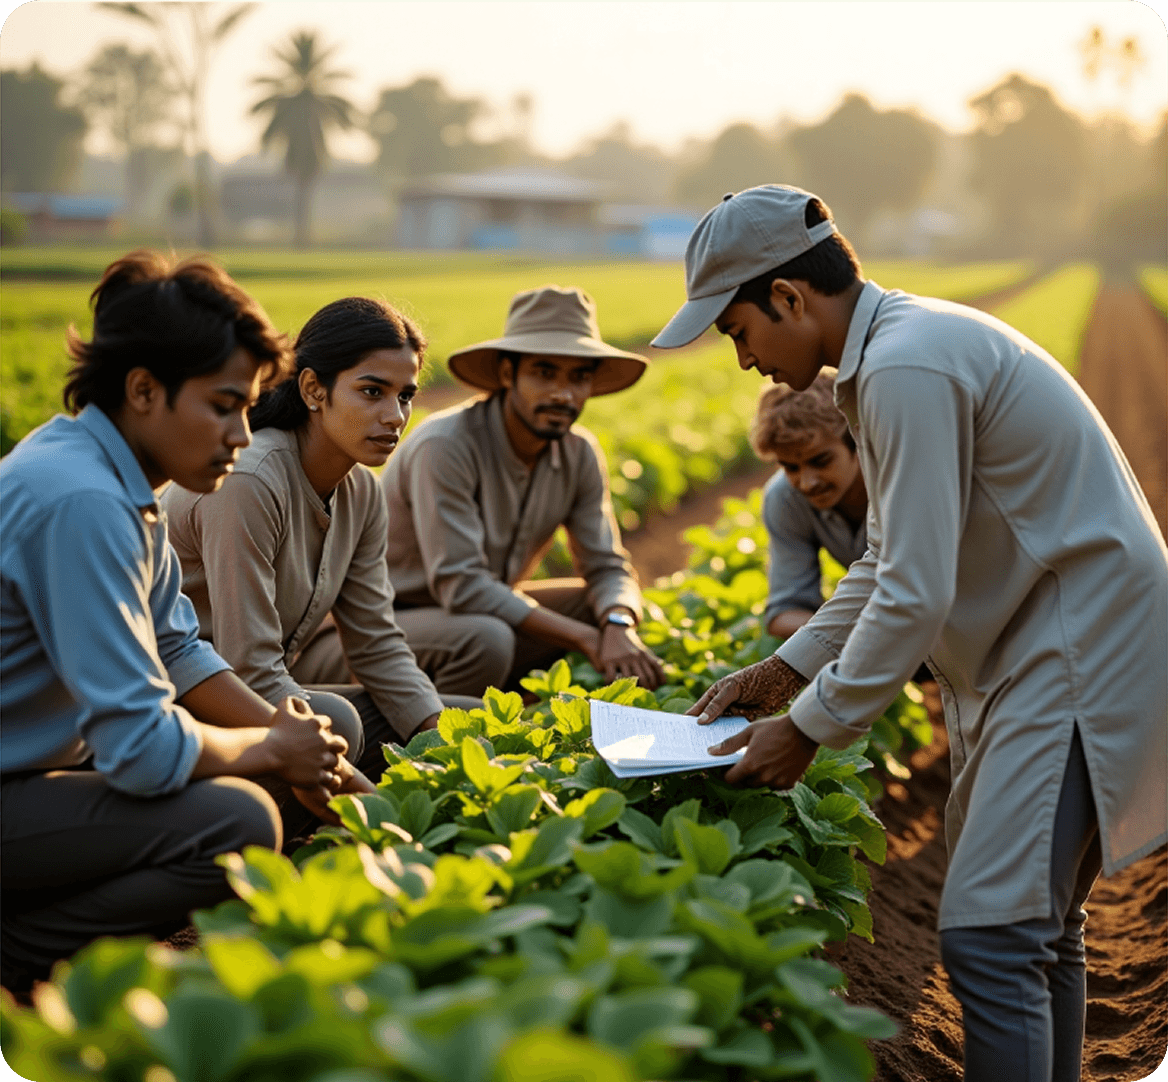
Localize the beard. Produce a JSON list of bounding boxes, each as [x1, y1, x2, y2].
[[520, 404, 579, 441]]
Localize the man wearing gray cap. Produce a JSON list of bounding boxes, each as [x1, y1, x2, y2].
[[654, 184, 1167, 1081], [379, 285, 665, 697]]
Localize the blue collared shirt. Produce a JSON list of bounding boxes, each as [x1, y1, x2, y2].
[[1, 406, 229, 795]]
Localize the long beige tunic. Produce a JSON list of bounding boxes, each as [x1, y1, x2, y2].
[[161, 428, 444, 737], [379, 393, 642, 624], [778, 281, 1167, 930]]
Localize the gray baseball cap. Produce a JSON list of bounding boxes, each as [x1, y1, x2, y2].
[[652, 184, 838, 349]]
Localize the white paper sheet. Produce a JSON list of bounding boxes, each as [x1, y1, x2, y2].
[[589, 700, 750, 778]]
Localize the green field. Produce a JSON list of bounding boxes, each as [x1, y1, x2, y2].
[[0, 250, 1040, 456], [1139, 264, 1168, 313], [986, 263, 1101, 376]]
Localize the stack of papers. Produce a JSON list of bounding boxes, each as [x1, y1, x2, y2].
[[590, 700, 751, 778]]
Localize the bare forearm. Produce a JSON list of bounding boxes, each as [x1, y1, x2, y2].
[[188, 723, 279, 780], [518, 606, 598, 656], [767, 608, 815, 640], [179, 670, 277, 729]]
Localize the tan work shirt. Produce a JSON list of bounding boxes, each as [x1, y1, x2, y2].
[[380, 394, 642, 625], [161, 428, 444, 737], [778, 281, 1167, 931]]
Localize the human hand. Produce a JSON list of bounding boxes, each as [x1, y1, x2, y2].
[[263, 696, 349, 790], [291, 759, 377, 826], [598, 624, 666, 690], [687, 655, 807, 724], [708, 715, 819, 788]]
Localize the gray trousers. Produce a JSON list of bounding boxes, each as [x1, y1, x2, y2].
[[939, 727, 1102, 1082], [394, 579, 596, 697], [1, 770, 281, 983]]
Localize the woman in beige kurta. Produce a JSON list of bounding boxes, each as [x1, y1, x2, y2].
[[162, 296, 456, 786]]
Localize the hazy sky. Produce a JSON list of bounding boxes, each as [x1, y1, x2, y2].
[[1, 1, 1165, 165]]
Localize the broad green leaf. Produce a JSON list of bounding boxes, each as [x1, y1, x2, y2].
[[673, 818, 734, 876], [573, 842, 694, 900], [62, 936, 152, 1028], [461, 736, 526, 797], [419, 822, 461, 849], [516, 889, 581, 927], [700, 1027, 775, 1066], [659, 799, 702, 857], [483, 687, 525, 724], [815, 792, 862, 823], [682, 965, 743, 1031], [144, 989, 259, 1082], [487, 785, 543, 838], [563, 789, 626, 839], [586, 889, 674, 938], [847, 814, 888, 864], [494, 1026, 636, 1082], [398, 790, 435, 841], [616, 807, 664, 852], [549, 697, 590, 740], [283, 940, 381, 985], [203, 936, 282, 1000], [586, 985, 698, 1048], [438, 707, 484, 745], [548, 659, 573, 693]]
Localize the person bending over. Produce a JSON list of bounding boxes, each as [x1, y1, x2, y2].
[[652, 185, 1166, 1082], [0, 252, 363, 993], [162, 297, 475, 790], [379, 285, 665, 696]]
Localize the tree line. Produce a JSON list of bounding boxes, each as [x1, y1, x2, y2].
[[1, 7, 1163, 260]]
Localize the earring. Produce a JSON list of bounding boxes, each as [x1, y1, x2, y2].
[[309, 404, 319, 412]]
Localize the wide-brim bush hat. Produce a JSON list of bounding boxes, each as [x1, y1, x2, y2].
[[447, 285, 649, 396], [652, 184, 838, 349]]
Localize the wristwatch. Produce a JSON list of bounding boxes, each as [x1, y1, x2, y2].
[[604, 611, 636, 628]]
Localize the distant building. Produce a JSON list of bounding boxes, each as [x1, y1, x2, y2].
[[599, 204, 700, 259], [219, 155, 390, 244], [4, 193, 122, 242], [395, 167, 607, 254]]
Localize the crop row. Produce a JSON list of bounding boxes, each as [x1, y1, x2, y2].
[[1, 492, 932, 1082], [1, 255, 1036, 455]]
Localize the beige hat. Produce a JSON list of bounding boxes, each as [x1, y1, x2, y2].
[[652, 184, 838, 349], [447, 285, 649, 396]]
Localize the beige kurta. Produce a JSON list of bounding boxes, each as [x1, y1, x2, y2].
[[161, 427, 444, 738], [779, 281, 1167, 931], [379, 393, 642, 624]]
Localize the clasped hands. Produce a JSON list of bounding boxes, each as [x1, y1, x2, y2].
[[685, 655, 817, 789], [265, 696, 377, 826]]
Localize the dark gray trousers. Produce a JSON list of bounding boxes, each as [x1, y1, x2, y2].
[[939, 727, 1102, 1082], [1, 771, 281, 982]]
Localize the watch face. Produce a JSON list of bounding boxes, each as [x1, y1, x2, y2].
[[606, 613, 635, 627]]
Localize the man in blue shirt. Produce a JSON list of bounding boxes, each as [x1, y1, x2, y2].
[[1, 251, 370, 992]]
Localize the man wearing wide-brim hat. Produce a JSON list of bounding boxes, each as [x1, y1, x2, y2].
[[379, 285, 665, 697]]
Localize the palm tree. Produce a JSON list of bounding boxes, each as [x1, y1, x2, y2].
[[250, 31, 354, 247]]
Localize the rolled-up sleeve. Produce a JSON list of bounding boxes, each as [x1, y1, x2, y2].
[[40, 494, 206, 795], [564, 436, 642, 621], [333, 481, 445, 738], [784, 367, 970, 749], [762, 477, 828, 628], [408, 439, 538, 627]]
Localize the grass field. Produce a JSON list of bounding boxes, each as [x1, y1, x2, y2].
[[0, 249, 1039, 455], [986, 263, 1101, 376], [1139, 264, 1168, 313]]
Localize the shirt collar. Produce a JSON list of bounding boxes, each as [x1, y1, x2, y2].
[[486, 393, 562, 476], [835, 279, 887, 388], [75, 404, 159, 511]]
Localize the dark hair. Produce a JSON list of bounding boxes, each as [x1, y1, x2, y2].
[[63, 250, 289, 415], [249, 296, 427, 430], [732, 197, 863, 321], [750, 370, 855, 458]]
